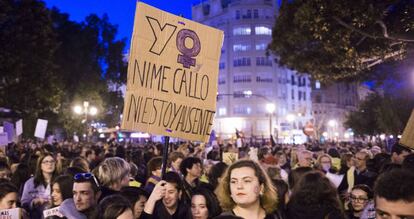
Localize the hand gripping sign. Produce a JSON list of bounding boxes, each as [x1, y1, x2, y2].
[[121, 2, 224, 142]]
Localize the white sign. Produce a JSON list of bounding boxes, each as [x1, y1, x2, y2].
[[34, 119, 48, 139], [43, 206, 63, 218], [0, 133, 7, 146], [0, 208, 22, 219], [15, 119, 23, 137]]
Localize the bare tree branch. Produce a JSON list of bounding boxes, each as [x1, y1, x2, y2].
[[376, 20, 414, 42], [333, 16, 414, 43]]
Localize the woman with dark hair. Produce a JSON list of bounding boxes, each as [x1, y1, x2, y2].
[[272, 179, 288, 219], [50, 175, 74, 207], [21, 153, 58, 219], [120, 186, 149, 219], [207, 162, 228, 190], [346, 184, 373, 219], [215, 159, 278, 219], [10, 163, 31, 194], [99, 194, 134, 219], [191, 188, 221, 219], [0, 182, 19, 209], [287, 171, 345, 219]]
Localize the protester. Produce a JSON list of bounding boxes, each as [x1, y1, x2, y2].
[[287, 171, 345, 219], [99, 194, 134, 219], [390, 143, 412, 164], [374, 169, 414, 218], [346, 184, 373, 219], [168, 152, 185, 174], [50, 175, 74, 207], [61, 172, 101, 219], [97, 157, 131, 201], [144, 157, 163, 194], [21, 153, 58, 219], [294, 149, 313, 168], [120, 186, 149, 219], [191, 188, 221, 219], [0, 182, 19, 209], [180, 157, 204, 202], [142, 172, 191, 219], [215, 159, 278, 219], [207, 162, 228, 191]]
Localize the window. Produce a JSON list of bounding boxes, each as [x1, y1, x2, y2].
[[219, 62, 225, 69], [233, 106, 251, 115], [255, 43, 267, 50], [256, 57, 272, 66], [242, 10, 252, 19], [233, 27, 251, 35], [291, 75, 296, 85], [303, 91, 306, 101], [218, 107, 226, 116], [236, 10, 240, 19], [253, 9, 259, 18], [233, 74, 252, 83], [291, 89, 295, 100], [298, 91, 302, 100], [233, 57, 251, 67], [255, 26, 271, 35], [233, 44, 251, 52], [256, 76, 272, 83]]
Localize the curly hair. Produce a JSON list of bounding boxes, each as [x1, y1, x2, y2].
[[215, 159, 278, 214]]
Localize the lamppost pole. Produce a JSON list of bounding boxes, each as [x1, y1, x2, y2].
[[73, 101, 98, 142]]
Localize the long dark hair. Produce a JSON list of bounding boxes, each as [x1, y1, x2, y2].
[[51, 175, 74, 206], [99, 194, 132, 219], [34, 153, 58, 187], [192, 188, 222, 219], [287, 171, 345, 219]]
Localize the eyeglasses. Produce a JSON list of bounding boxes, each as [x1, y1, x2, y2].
[[350, 195, 368, 203], [42, 160, 56, 164], [74, 173, 100, 188]]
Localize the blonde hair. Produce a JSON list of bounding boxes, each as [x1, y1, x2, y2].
[[215, 159, 278, 214], [97, 157, 130, 187]]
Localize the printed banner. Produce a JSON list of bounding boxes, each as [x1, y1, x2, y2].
[[121, 2, 224, 142]]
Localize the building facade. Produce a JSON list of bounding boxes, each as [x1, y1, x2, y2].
[[311, 81, 361, 141], [192, 0, 312, 143]]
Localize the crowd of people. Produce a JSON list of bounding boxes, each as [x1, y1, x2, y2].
[[0, 138, 413, 219]]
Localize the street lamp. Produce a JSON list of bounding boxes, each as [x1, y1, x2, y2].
[[73, 101, 98, 141], [327, 119, 338, 141], [266, 103, 276, 137]]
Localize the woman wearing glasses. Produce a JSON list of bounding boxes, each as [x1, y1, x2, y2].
[[346, 184, 373, 219], [21, 153, 58, 219]]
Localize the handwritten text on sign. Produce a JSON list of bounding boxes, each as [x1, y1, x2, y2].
[[121, 3, 223, 142]]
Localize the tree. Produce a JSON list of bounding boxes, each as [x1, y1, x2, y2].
[[51, 9, 127, 135], [0, 0, 62, 136], [268, 0, 414, 82], [345, 93, 414, 136]]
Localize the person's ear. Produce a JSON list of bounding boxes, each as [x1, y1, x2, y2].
[[178, 190, 182, 200]]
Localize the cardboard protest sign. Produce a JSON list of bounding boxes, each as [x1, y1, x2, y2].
[[222, 152, 238, 166], [400, 109, 414, 149], [121, 2, 224, 142], [0, 208, 22, 219], [15, 119, 23, 137], [43, 206, 63, 218], [34, 119, 48, 139]]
